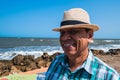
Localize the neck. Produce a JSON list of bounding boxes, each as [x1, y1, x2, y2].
[[68, 49, 89, 71]]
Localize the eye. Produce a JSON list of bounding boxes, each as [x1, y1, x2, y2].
[[69, 30, 79, 34]]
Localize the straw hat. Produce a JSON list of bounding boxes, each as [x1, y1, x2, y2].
[[53, 8, 99, 32]]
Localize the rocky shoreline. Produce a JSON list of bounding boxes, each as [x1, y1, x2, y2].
[[0, 49, 120, 77]]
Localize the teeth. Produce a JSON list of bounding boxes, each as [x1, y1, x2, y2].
[[64, 44, 72, 47]]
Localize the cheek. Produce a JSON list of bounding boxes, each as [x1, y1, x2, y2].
[[77, 38, 88, 52]]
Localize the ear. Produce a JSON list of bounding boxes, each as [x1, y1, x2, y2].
[[88, 30, 94, 43]]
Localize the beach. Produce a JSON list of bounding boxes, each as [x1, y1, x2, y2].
[[0, 49, 120, 80], [19, 68, 48, 74], [95, 53, 120, 73], [20, 51, 120, 74], [19, 53, 120, 75], [0, 38, 120, 79], [0, 49, 120, 76]]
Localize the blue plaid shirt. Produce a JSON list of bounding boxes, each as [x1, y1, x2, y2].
[[37, 51, 120, 80]]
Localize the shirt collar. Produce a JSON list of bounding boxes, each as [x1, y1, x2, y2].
[[60, 50, 94, 75], [83, 50, 94, 75]]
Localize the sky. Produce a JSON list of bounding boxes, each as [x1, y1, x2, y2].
[[0, 0, 120, 39]]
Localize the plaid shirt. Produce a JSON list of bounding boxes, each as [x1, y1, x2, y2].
[[37, 51, 120, 80]]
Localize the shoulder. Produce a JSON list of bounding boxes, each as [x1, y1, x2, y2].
[[94, 56, 117, 72], [47, 53, 65, 68], [45, 54, 65, 78], [52, 53, 65, 62], [93, 56, 120, 79]]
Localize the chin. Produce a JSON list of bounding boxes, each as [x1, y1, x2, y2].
[[64, 51, 76, 56]]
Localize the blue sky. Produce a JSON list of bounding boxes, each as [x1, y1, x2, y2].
[[0, 0, 120, 39]]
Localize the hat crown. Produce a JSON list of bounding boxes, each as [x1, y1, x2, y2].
[[63, 8, 90, 24], [52, 8, 99, 32]]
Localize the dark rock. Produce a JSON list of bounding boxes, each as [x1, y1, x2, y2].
[[12, 54, 35, 66], [0, 60, 12, 77], [108, 49, 120, 55], [50, 52, 62, 61], [91, 49, 104, 55], [41, 52, 51, 61], [1, 70, 10, 77], [26, 62, 38, 71], [12, 54, 24, 65], [35, 57, 43, 63], [1, 50, 120, 77], [24, 55, 35, 61], [20, 66, 26, 72], [10, 66, 21, 74]]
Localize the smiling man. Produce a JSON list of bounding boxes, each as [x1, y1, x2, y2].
[[37, 8, 120, 80], [59, 28, 93, 72]]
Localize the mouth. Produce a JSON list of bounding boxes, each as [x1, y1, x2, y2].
[[62, 42, 76, 49], [64, 43, 73, 47]]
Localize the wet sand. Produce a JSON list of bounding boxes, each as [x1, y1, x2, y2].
[[19, 67, 48, 74], [96, 54, 120, 73]]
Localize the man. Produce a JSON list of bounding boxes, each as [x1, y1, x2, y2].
[[37, 8, 120, 80]]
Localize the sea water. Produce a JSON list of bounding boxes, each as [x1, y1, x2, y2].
[[0, 37, 120, 60]]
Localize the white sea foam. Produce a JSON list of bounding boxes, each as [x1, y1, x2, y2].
[[0, 46, 63, 60], [0, 38, 120, 60], [0, 44, 120, 60], [89, 44, 120, 52]]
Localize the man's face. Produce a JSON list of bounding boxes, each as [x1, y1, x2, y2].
[[60, 28, 93, 57]]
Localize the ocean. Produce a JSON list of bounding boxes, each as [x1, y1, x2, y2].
[[0, 37, 120, 60]]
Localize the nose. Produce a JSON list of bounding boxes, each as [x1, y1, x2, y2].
[[60, 32, 71, 41]]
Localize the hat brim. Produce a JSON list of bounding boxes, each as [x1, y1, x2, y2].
[[52, 24, 99, 32]]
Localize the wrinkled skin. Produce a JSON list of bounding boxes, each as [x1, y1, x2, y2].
[[60, 28, 93, 71]]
